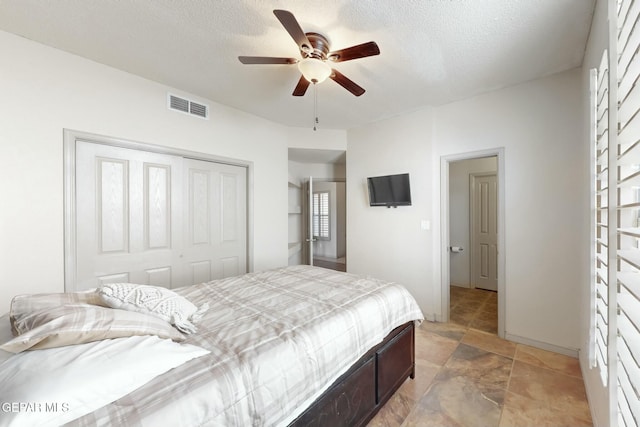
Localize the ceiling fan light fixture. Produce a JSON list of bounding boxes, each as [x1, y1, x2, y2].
[[298, 57, 331, 84]]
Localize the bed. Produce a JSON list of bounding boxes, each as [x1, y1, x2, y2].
[[0, 265, 424, 426]]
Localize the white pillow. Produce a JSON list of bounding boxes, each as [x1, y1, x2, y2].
[[97, 284, 208, 334], [0, 335, 209, 427], [0, 303, 185, 353]]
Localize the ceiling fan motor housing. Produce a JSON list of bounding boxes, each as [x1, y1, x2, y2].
[[303, 32, 331, 60]]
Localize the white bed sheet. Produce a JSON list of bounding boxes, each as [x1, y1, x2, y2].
[[0, 333, 208, 427]]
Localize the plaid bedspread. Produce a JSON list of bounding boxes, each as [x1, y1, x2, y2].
[[70, 265, 424, 426]]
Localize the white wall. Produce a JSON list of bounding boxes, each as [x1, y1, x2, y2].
[[348, 67, 585, 352], [347, 110, 436, 317], [285, 127, 348, 151], [288, 161, 346, 181], [579, 0, 610, 425], [449, 157, 497, 287], [0, 30, 347, 313], [436, 69, 585, 350]]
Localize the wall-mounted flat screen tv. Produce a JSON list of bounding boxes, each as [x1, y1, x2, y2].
[[367, 173, 412, 207]]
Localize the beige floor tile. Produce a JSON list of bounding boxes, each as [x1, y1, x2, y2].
[[508, 360, 591, 421], [369, 361, 441, 427], [415, 330, 459, 366], [450, 307, 476, 327], [436, 343, 512, 390], [395, 360, 439, 403], [461, 329, 517, 358], [452, 298, 483, 310], [469, 317, 498, 334], [402, 376, 504, 427], [500, 391, 592, 427], [473, 309, 497, 323], [515, 344, 582, 378], [367, 389, 414, 427], [481, 299, 498, 311], [418, 321, 467, 341]]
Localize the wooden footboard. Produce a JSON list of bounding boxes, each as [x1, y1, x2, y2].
[[288, 321, 415, 427]]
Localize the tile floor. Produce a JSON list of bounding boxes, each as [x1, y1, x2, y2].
[[313, 258, 347, 272], [449, 285, 498, 334], [367, 288, 592, 427]]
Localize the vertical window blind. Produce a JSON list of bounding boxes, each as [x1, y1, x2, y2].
[[312, 192, 330, 240], [616, 0, 640, 425]]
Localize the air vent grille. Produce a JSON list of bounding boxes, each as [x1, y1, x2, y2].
[[168, 94, 209, 119], [189, 102, 208, 118]]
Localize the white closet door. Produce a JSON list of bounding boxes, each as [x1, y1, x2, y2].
[[182, 158, 247, 285], [76, 141, 182, 290], [472, 174, 498, 291], [75, 141, 247, 291]]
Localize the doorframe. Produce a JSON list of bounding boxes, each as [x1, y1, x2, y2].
[[440, 148, 505, 338], [469, 172, 498, 291], [301, 177, 347, 267], [63, 129, 254, 291]]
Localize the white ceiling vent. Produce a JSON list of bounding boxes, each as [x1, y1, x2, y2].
[[168, 94, 209, 119]]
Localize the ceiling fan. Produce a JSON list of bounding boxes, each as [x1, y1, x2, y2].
[[238, 9, 380, 97]]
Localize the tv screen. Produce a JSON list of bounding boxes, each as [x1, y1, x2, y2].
[[367, 173, 412, 207]]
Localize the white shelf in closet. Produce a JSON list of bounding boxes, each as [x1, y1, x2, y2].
[[288, 242, 302, 258], [289, 206, 302, 214], [288, 177, 303, 263], [288, 177, 301, 188]]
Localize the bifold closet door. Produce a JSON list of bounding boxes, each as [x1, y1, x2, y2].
[[75, 141, 247, 291], [181, 158, 247, 285]]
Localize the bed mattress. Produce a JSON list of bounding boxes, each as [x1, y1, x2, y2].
[[61, 265, 424, 426]]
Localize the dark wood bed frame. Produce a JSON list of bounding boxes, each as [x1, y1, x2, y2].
[[289, 321, 415, 427]]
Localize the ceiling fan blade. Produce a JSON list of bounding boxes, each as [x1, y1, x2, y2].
[[292, 75, 311, 96], [328, 41, 380, 62], [273, 10, 312, 52], [330, 69, 366, 96], [238, 56, 297, 65]]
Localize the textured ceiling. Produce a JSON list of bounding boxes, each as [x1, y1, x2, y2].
[[0, 0, 595, 130]]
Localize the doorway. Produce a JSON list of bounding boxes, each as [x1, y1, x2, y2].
[[309, 180, 346, 272], [441, 149, 505, 338], [287, 149, 346, 272]]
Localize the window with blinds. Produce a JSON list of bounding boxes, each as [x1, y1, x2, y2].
[[313, 192, 330, 240], [593, 50, 610, 386], [616, 0, 640, 425]]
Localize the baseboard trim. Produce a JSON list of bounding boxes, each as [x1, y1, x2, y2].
[[450, 283, 471, 289], [505, 333, 579, 358]]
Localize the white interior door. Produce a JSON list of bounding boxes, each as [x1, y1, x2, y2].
[[472, 173, 498, 291], [76, 141, 182, 289], [182, 158, 247, 284], [75, 141, 247, 290]]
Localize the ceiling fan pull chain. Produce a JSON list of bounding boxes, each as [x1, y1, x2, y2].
[[313, 82, 318, 131]]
